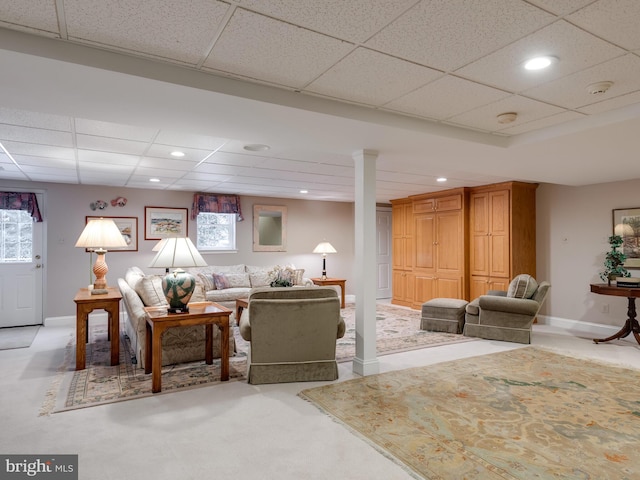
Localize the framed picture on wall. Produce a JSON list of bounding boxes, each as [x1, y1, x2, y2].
[[612, 207, 640, 268], [86, 216, 138, 251], [145, 207, 188, 240]]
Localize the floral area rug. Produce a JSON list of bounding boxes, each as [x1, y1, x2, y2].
[[336, 303, 475, 363], [299, 347, 640, 480], [40, 303, 473, 414]]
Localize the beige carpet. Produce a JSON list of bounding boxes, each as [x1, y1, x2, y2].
[[299, 347, 640, 479], [40, 303, 474, 414], [0, 325, 40, 350]]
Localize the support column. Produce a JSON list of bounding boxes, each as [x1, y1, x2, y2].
[[352, 149, 380, 376]]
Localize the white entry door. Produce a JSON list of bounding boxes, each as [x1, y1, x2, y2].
[[376, 208, 392, 299], [0, 205, 44, 327]]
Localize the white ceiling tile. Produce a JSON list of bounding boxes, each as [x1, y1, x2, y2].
[[365, 0, 555, 71], [524, 54, 640, 109], [0, 141, 75, 159], [74, 118, 158, 142], [499, 111, 586, 135], [20, 164, 75, 175], [447, 96, 565, 133], [0, 0, 60, 34], [526, 0, 594, 15], [384, 76, 510, 120], [0, 107, 71, 131], [26, 172, 79, 183], [153, 131, 229, 151], [203, 151, 265, 167], [239, 0, 417, 43], [203, 9, 354, 88], [77, 150, 139, 166], [0, 124, 73, 147], [456, 21, 625, 92], [76, 135, 148, 155], [131, 167, 184, 179], [12, 155, 76, 169], [138, 156, 198, 171], [579, 90, 640, 115], [568, 0, 640, 50], [306, 48, 442, 106], [63, 0, 231, 64]]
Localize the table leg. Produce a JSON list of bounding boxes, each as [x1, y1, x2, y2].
[[205, 324, 213, 365], [108, 305, 119, 366], [76, 310, 87, 371], [593, 297, 640, 345], [339, 282, 345, 309], [220, 317, 229, 381], [144, 321, 152, 375], [151, 325, 164, 393]]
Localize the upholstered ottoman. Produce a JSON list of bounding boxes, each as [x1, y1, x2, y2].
[[421, 298, 468, 334]]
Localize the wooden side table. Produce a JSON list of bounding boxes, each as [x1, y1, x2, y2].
[[144, 302, 231, 393], [590, 283, 640, 345], [236, 298, 249, 324], [73, 287, 122, 370], [311, 278, 346, 308]]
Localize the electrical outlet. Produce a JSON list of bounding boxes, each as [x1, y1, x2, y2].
[[601, 304, 609, 314]]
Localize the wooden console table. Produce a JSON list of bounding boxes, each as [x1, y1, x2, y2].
[[590, 283, 640, 345], [144, 302, 231, 393], [73, 287, 121, 370], [311, 278, 346, 308]]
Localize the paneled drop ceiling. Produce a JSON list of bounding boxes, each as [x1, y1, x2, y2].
[[1, 0, 640, 202]]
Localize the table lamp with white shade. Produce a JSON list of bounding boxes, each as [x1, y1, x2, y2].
[[313, 241, 337, 280], [149, 237, 207, 313], [75, 217, 128, 294]]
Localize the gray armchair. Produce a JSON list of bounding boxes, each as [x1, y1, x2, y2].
[[464, 276, 550, 344], [239, 286, 345, 384]]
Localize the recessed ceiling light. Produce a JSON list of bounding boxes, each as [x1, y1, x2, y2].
[[436, 177, 447, 182], [524, 56, 558, 70], [170, 151, 185, 157], [497, 112, 518, 124], [299, 189, 308, 194], [149, 178, 160, 182], [243, 144, 270, 152]]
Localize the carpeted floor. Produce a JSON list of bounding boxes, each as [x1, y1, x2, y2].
[[41, 303, 474, 414], [0, 325, 40, 350], [299, 347, 640, 479]]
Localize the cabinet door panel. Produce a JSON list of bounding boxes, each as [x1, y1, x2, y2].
[[414, 275, 435, 305], [414, 214, 435, 270], [436, 211, 462, 273], [470, 193, 489, 276], [436, 277, 462, 299]]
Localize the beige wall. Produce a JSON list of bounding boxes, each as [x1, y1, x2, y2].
[[4, 177, 640, 327], [0, 180, 354, 318], [537, 179, 640, 327]]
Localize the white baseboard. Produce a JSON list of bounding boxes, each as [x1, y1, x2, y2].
[[536, 315, 637, 344]]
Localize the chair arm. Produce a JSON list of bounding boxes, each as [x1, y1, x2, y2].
[[478, 295, 539, 316], [337, 316, 346, 339], [239, 313, 251, 341]]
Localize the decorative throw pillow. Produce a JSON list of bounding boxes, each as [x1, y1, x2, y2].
[[212, 273, 231, 290], [507, 274, 538, 299], [292, 268, 305, 285], [197, 273, 215, 291], [134, 275, 168, 306], [249, 272, 271, 287], [225, 273, 251, 288]]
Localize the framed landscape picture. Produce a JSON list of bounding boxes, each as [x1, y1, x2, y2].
[[612, 207, 640, 268], [145, 207, 188, 240], [86, 216, 138, 251]]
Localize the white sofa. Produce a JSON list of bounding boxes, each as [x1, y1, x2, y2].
[[118, 264, 311, 368]]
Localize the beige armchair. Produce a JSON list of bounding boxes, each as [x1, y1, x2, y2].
[[239, 286, 346, 384], [464, 275, 550, 344]]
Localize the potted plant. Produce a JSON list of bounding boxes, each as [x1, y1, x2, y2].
[[600, 235, 631, 285]]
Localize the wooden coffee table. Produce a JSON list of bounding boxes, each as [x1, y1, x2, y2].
[[236, 298, 248, 324], [144, 301, 231, 393]]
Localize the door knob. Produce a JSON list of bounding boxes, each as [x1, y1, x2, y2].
[[35, 264, 42, 269]]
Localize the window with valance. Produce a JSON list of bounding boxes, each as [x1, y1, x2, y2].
[[0, 192, 43, 222], [191, 193, 243, 221]]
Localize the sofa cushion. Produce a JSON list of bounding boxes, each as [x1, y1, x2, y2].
[[197, 273, 215, 291], [507, 274, 538, 299], [206, 287, 251, 303], [249, 271, 271, 287], [135, 275, 168, 306], [212, 273, 231, 290], [292, 268, 305, 285], [211, 264, 245, 274], [226, 273, 251, 288], [125, 266, 145, 291]]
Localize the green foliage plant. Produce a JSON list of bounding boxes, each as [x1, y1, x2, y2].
[[600, 235, 630, 283]]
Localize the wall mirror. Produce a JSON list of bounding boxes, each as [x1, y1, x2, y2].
[[253, 205, 287, 252]]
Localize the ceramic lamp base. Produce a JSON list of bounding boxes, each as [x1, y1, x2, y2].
[[162, 269, 196, 313]]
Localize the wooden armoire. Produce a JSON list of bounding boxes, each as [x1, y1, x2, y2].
[[391, 181, 537, 309]]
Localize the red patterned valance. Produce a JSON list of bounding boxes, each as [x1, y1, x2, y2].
[[191, 193, 243, 221], [0, 192, 43, 222]]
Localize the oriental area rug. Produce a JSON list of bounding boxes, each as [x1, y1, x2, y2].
[[40, 303, 473, 414], [299, 347, 640, 480]]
